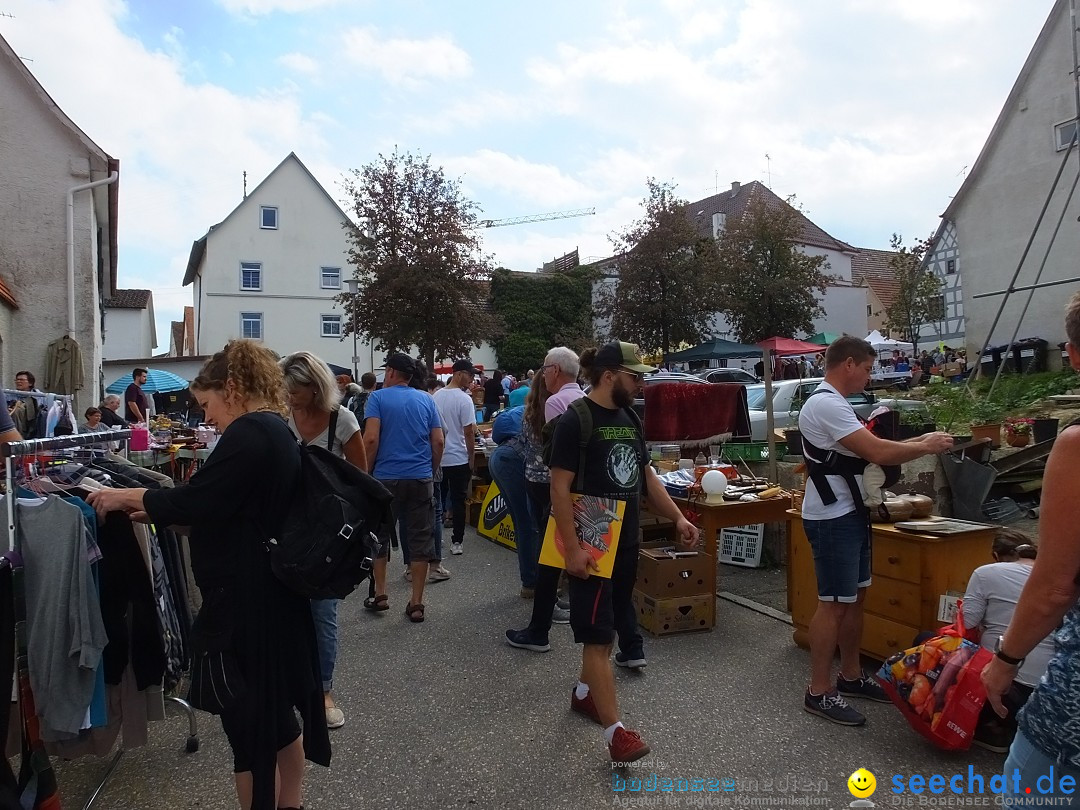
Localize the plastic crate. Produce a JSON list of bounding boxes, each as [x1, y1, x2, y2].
[[721, 442, 786, 462], [719, 524, 765, 568]]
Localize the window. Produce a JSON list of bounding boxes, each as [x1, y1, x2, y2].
[[260, 206, 278, 229], [928, 295, 946, 321], [321, 314, 342, 338], [1056, 119, 1079, 151], [946, 259, 956, 275], [867, 304, 872, 317], [240, 262, 262, 291], [321, 267, 341, 289], [240, 312, 263, 340]]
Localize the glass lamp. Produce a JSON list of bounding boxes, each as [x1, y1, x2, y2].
[[701, 469, 728, 505]]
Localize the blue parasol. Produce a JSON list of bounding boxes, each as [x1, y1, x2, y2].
[[105, 368, 191, 395]]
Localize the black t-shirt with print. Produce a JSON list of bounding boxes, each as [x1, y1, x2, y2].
[[548, 397, 646, 550]]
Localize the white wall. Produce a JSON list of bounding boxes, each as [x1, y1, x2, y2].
[[801, 245, 853, 283], [104, 308, 154, 360], [0, 59, 109, 411]]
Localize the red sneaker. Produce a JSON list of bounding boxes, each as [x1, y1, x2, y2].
[[570, 689, 602, 725], [609, 727, 650, 763]]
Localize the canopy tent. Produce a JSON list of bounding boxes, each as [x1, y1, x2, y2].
[[326, 362, 350, 376], [106, 368, 190, 395], [756, 336, 825, 356], [807, 332, 841, 346], [664, 337, 762, 362], [864, 330, 914, 353]]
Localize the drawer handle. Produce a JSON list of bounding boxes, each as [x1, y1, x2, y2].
[[887, 556, 900, 564], [888, 598, 900, 606]]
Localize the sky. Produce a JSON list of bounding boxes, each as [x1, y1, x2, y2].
[[0, 0, 1055, 350]]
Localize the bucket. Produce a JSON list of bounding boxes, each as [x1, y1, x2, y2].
[[1032, 418, 1059, 444], [130, 424, 149, 451]]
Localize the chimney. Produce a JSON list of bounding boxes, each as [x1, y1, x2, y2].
[[731, 181, 741, 195]]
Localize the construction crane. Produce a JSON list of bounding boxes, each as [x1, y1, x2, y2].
[[479, 207, 596, 228]]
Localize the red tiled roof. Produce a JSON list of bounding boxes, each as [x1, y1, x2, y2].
[[0, 277, 16, 309], [687, 181, 856, 254], [851, 248, 901, 310], [106, 288, 152, 309]]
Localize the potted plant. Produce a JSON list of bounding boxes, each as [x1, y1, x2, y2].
[[897, 408, 936, 440], [1003, 417, 1034, 448], [969, 399, 1005, 448], [923, 382, 973, 439]]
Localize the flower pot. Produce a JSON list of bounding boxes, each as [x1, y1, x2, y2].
[[970, 423, 1001, 448], [1006, 433, 1030, 448], [1032, 418, 1059, 444]]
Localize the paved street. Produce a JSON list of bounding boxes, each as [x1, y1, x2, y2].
[[55, 527, 1006, 809]]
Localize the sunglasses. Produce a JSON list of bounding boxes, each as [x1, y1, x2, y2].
[[616, 369, 645, 382]]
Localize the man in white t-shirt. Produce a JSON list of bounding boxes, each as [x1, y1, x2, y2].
[[798, 336, 953, 727], [433, 359, 478, 556]]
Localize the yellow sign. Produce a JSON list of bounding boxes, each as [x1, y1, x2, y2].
[[477, 481, 516, 550], [847, 768, 877, 799]]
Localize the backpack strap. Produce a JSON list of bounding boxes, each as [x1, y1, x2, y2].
[[800, 389, 869, 515], [567, 397, 592, 492], [327, 407, 339, 454]]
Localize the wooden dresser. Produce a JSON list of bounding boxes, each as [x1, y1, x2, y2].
[[787, 511, 995, 661]]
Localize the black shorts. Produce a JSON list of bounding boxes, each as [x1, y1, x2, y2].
[[377, 478, 436, 562], [567, 541, 639, 646], [220, 699, 301, 773]]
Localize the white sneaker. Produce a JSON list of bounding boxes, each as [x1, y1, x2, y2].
[[450, 543, 463, 556], [428, 564, 451, 582], [403, 567, 412, 582], [552, 605, 571, 624], [325, 705, 345, 729]]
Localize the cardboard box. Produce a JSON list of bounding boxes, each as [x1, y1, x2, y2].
[[635, 547, 713, 598], [639, 516, 675, 546], [466, 501, 482, 527], [633, 590, 714, 636], [941, 362, 962, 377]]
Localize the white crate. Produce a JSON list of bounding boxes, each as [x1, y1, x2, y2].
[[719, 523, 764, 568]]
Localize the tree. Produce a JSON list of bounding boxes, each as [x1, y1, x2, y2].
[[597, 179, 721, 356], [714, 194, 834, 342], [339, 148, 500, 369], [883, 233, 940, 352], [488, 266, 597, 374]]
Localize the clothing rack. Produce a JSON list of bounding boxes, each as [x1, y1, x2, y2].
[[1, 430, 199, 810]]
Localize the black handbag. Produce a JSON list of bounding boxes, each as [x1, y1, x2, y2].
[[187, 587, 245, 715]]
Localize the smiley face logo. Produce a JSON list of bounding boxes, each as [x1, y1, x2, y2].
[[847, 768, 877, 798]]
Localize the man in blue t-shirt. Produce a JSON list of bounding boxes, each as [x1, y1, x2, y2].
[[364, 353, 444, 622]]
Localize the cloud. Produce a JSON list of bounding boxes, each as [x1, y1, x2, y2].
[[443, 150, 594, 211], [278, 51, 319, 75], [216, 0, 344, 16], [341, 26, 471, 86]]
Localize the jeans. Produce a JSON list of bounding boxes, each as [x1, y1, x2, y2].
[[441, 463, 471, 546], [489, 444, 537, 588], [309, 598, 338, 692], [1001, 730, 1080, 807]]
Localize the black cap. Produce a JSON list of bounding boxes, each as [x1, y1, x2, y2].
[[385, 353, 415, 375], [452, 358, 479, 375]]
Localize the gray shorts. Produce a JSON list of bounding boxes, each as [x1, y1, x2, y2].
[[378, 478, 436, 562]]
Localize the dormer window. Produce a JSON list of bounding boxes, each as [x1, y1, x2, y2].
[[260, 206, 278, 229]]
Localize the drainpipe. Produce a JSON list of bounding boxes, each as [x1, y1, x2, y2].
[[67, 170, 118, 335]]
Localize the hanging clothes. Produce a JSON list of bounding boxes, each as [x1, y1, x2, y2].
[[44, 336, 83, 394]]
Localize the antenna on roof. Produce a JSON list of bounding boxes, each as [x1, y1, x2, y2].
[[765, 153, 772, 188], [242, 170, 247, 200]]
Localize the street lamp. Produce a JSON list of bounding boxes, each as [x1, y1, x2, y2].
[[343, 276, 360, 381]]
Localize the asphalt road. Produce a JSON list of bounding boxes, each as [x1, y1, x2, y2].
[[53, 527, 1008, 810]]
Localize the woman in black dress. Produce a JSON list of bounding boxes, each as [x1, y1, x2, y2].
[[88, 340, 330, 810]]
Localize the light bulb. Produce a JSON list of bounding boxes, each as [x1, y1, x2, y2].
[[701, 470, 728, 504]]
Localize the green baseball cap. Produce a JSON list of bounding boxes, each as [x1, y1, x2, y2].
[[594, 341, 657, 374]]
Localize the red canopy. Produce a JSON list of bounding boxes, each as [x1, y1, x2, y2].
[[432, 362, 486, 374], [756, 337, 824, 356]]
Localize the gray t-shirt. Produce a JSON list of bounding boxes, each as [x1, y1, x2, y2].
[[963, 560, 1055, 687], [287, 407, 360, 459]]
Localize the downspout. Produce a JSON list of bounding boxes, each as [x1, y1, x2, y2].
[[67, 170, 118, 335]]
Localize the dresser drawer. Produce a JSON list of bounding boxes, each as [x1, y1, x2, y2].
[[862, 612, 919, 662], [865, 576, 921, 624], [872, 535, 921, 584]]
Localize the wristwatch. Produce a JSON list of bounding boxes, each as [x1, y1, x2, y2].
[[994, 636, 1026, 668]]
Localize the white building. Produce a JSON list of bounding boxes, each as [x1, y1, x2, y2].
[[103, 289, 157, 361], [0, 31, 119, 407], [936, 0, 1079, 360]]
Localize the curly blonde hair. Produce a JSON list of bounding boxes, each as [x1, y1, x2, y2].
[[192, 340, 287, 415]]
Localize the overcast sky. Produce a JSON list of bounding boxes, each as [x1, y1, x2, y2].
[[1, 0, 1054, 349]]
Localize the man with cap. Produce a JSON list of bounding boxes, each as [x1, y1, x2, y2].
[[364, 352, 445, 621], [548, 340, 698, 762], [433, 359, 479, 557]]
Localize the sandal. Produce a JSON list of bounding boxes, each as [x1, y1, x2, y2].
[[405, 602, 425, 623], [363, 594, 389, 612]]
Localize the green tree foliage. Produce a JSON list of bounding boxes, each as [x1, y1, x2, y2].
[[488, 266, 597, 375], [339, 148, 500, 369], [597, 179, 721, 356], [714, 194, 833, 342], [884, 233, 940, 352]]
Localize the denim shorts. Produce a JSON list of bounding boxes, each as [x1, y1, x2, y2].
[[803, 511, 871, 603]]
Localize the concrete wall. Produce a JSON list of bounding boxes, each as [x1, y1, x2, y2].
[[956, 7, 1080, 352], [0, 55, 110, 411]]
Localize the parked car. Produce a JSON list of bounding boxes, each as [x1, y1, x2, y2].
[[696, 367, 760, 384], [744, 378, 926, 441]]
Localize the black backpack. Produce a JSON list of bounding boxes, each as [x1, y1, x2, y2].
[[268, 411, 394, 599], [541, 397, 645, 489]]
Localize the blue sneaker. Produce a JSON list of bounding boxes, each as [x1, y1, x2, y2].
[[505, 628, 550, 653]]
